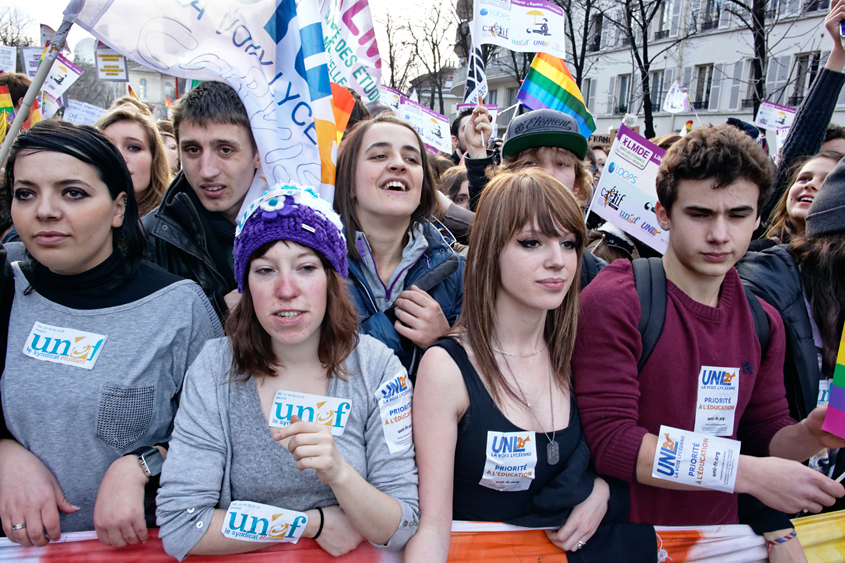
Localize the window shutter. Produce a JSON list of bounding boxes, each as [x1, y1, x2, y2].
[[785, 0, 800, 16], [661, 68, 675, 111], [632, 72, 643, 113], [709, 63, 725, 111], [681, 66, 694, 90], [588, 79, 597, 112], [613, 9, 623, 47], [601, 14, 612, 49], [728, 60, 744, 110], [765, 57, 779, 102], [773, 55, 791, 104], [607, 76, 616, 115], [670, 0, 684, 37], [688, 0, 701, 33], [718, 2, 732, 28]]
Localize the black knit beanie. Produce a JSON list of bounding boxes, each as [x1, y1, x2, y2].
[[806, 156, 845, 237]]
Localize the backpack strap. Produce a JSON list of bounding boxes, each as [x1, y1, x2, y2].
[[743, 285, 770, 357], [633, 257, 667, 373]]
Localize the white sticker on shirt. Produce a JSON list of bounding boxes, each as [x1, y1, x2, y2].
[[818, 379, 832, 407], [222, 500, 307, 543], [651, 425, 741, 493], [22, 321, 106, 370], [479, 431, 537, 492], [375, 371, 413, 453], [693, 366, 740, 436], [269, 390, 351, 436]]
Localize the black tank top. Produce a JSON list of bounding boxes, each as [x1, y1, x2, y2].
[[434, 338, 589, 522]]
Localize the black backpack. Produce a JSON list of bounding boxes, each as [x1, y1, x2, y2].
[[632, 257, 770, 372]]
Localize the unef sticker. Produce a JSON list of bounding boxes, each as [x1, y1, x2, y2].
[[222, 501, 307, 543], [375, 371, 413, 453], [694, 366, 740, 436], [22, 322, 106, 370], [479, 431, 537, 492], [269, 390, 351, 436], [651, 425, 740, 493]]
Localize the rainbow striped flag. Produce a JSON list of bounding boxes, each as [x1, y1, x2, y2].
[[517, 52, 596, 139], [127, 84, 139, 100], [23, 96, 41, 130], [165, 96, 173, 118], [822, 321, 845, 439], [0, 86, 15, 122]]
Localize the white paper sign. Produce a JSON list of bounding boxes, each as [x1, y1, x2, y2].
[[399, 96, 451, 154], [375, 371, 413, 453], [43, 54, 83, 101], [95, 45, 127, 81], [480, 431, 537, 492], [754, 100, 796, 131], [472, 0, 566, 59], [588, 125, 668, 254], [694, 366, 740, 436], [378, 85, 402, 114], [269, 390, 351, 436], [0, 46, 17, 74], [222, 501, 307, 543], [20, 47, 43, 79], [662, 81, 689, 113], [64, 99, 108, 126], [22, 322, 107, 370], [651, 425, 740, 493]]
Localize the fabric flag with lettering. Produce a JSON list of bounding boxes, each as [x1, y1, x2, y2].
[[462, 44, 488, 104], [69, 0, 338, 206], [320, 0, 382, 103], [516, 52, 596, 139], [0, 86, 15, 123], [822, 320, 845, 439]]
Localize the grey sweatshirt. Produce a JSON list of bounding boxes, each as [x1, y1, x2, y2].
[[156, 335, 419, 561], [2, 263, 222, 532]]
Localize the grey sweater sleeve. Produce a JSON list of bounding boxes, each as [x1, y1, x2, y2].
[[157, 339, 231, 562]]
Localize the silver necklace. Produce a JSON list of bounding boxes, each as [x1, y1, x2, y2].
[[492, 343, 549, 357], [493, 337, 559, 465]]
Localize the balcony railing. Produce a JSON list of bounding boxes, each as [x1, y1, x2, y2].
[[691, 100, 708, 109], [805, 0, 829, 12], [787, 94, 804, 107], [614, 105, 628, 115], [621, 36, 632, 46], [741, 98, 756, 109], [763, 8, 778, 19], [654, 29, 670, 40], [587, 38, 601, 52], [700, 20, 719, 31]]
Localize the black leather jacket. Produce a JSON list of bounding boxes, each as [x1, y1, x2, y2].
[[142, 174, 235, 320]]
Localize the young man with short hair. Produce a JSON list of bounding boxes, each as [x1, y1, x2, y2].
[[143, 81, 261, 318], [449, 107, 474, 165], [572, 124, 844, 557]]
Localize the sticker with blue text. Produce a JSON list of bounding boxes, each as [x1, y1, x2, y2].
[[222, 500, 307, 543], [269, 390, 351, 436], [22, 322, 107, 370], [375, 371, 413, 453], [480, 431, 537, 492]]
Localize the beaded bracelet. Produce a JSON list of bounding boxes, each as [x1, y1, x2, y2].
[[767, 529, 797, 550]]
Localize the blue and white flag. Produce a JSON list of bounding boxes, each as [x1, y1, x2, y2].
[[68, 0, 338, 206], [463, 43, 488, 103]]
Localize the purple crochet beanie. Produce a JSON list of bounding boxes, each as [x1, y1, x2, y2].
[[233, 186, 348, 293]]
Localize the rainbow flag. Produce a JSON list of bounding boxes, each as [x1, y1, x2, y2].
[[0, 86, 15, 123], [516, 52, 596, 139], [822, 321, 845, 438], [127, 84, 139, 100], [23, 96, 41, 130], [165, 96, 173, 118]]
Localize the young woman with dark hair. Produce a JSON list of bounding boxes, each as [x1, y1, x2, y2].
[[0, 120, 221, 548], [407, 169, 652, 563], [156, 187, 419, 561], [333, 113, 464, 375]]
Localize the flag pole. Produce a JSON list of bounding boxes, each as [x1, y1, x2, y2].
[[0, 0, 85, 165]]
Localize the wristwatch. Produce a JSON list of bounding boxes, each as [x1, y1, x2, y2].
[[130, 446, 164, 478]]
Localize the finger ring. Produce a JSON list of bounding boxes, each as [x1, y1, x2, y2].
[[577, 540, 586, 548], [11, 523, 25, 531]]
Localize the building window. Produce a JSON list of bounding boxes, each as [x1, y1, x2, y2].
[[693, 64, 714, 108], [164, 82, 173, 99], [791, 52, 820, 106], [701, 0, 721, 30], [805, 0, 829, 12], [507, 87, 518, 108], [139, 78, 147, 99], [650, 71, 664, 108], [487, 89, 498, 105], [655, 0, 672, 39], [589, 15, 602, 52], [616, 74, 630, 114]]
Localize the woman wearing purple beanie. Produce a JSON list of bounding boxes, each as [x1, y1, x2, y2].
[[156, 186, 419, 561]]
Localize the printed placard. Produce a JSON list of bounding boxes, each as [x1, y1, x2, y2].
[[95, 45, 128, 81], [399, 96, 451, 154], [472, 0, 567, 59], [375, 371, 413, 453], [480, 431, 537, 492], [0, 46, 17, 74], [588, 125, 668, 254], [754, 100, 796, 131], [42, 53, 83, 101], [22, 322, 107, 370], [19, 47, 43, 79], [269, 390, 351, 436], [378, 85, 402, 114], [651, 425, 740, 493], [694, 366, 740, 436], [64, 99, 108, 126], [222, 501, 307, 543]]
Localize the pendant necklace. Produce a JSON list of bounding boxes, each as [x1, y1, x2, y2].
[[493, 336, 559, 465]]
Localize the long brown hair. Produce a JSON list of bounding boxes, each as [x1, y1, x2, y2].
[[765, 151, 844, 243], [455, 168, 586, 405], [789, 232, 845, 377], [225, 241, 360, 380], [96, 105, 171, 217], [333, 113, 438, 260]]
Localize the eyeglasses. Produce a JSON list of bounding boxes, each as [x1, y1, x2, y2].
[[586, 165, 598, 174]]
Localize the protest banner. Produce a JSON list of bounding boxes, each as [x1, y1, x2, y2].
[[321, 0, 381, 103], [463, 44, 488, 103], [399, 96, 450, 154], [378, 85, 402, 114], [0, 46, 16, 74], [42, 53, 83, 101], [588, 133, 613, 150], [95, 42, 127, 81], [19, 47, 43, 79], [64, 99, 108, 126], [457, 103, 499, 138], [588, 125, 668, 254], [754, 100, 796, 131], [71, 0, 338, 208], [662, 81, 689, 113], [471, 0, 566, 59]]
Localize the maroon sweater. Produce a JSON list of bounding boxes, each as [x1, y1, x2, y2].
[[572, 260, 794, 526]]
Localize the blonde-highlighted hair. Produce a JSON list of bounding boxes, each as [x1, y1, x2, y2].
[[494, 146, 593, 208], [455, 168, 586, 405], [96, 105, 171, 217]]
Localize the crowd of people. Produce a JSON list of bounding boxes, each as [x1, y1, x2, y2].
[[0, 8, 843, 563]]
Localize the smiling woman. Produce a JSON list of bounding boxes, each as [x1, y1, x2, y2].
[[333, 113, 465, 376]]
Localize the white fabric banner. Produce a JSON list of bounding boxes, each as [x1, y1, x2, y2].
[[320, 0, 382, 103], [471, 0, 566, 59]]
